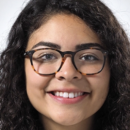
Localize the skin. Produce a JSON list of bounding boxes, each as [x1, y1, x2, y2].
[[25, 14, 110, 130]]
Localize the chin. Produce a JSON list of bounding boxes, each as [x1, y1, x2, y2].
[[55, 119, 81, 126], [50, 113, 85, 126]]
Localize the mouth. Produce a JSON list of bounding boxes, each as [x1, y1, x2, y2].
[[47, 91, 89, 104], [49, 91, 88, 99]]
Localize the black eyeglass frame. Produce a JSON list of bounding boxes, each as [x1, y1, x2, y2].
[[24, 47, 108, 76]]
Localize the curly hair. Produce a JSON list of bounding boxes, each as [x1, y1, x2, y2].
[[0, 0, 130, 130]]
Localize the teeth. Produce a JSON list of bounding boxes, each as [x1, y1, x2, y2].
[[55, 92, 60, 96], [60, 92, 63, 97], [78, 92, 81, 96], [54, 92, 84, 98], [69, 92, 74, 98], [63, 92, 69, 98], [74, 93, 78, 97]]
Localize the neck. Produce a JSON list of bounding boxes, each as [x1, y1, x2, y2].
[[40, 115, 95, 130]]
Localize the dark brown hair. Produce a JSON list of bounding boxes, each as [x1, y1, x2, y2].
[[0, 0, 130, 130]]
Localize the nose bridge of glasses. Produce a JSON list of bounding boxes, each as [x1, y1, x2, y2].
[[60, 53, 77, 73], [62, 51, 75, 62], [59, 51, 79, 75]]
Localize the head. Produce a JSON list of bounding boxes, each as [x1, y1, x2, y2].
[[0, 0, 130, 130]]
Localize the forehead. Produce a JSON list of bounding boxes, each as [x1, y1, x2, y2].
[[26, 14, 101, 51]]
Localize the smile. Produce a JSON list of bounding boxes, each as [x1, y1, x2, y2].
[[53, 91, 85, 98], [48, 91, 89, 104]]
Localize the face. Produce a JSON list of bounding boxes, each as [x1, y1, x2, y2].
[[25, 14, 110, 129]]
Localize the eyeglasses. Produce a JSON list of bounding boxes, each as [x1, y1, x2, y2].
[[24, 47, 108, 76]]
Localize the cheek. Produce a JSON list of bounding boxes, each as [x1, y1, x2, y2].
[[24, 59, 53, 103], [87, 63, 110, 108]]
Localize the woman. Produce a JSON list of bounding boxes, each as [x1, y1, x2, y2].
[[0, 0, 130, 130]]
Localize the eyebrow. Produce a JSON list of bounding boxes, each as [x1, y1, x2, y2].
[[75, 43, 104, 50], [32, 41, 103, 50], [32, 42, 61, 50]]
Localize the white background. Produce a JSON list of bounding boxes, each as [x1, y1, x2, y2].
[[0, 0, 130, 51]]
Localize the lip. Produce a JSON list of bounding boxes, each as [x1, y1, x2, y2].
[[47, 89, 90, 104], [47, 88, 90, 93]]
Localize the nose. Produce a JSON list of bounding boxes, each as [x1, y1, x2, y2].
[[55, 57, 82, 81]]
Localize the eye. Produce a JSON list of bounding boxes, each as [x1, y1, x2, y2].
[[80, 55, 98, 61], [41, 54, 56, 60], [37, 53, 57, 62]]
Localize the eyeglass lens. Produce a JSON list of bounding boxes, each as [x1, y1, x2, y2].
[[32, 49, 104, 75]]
